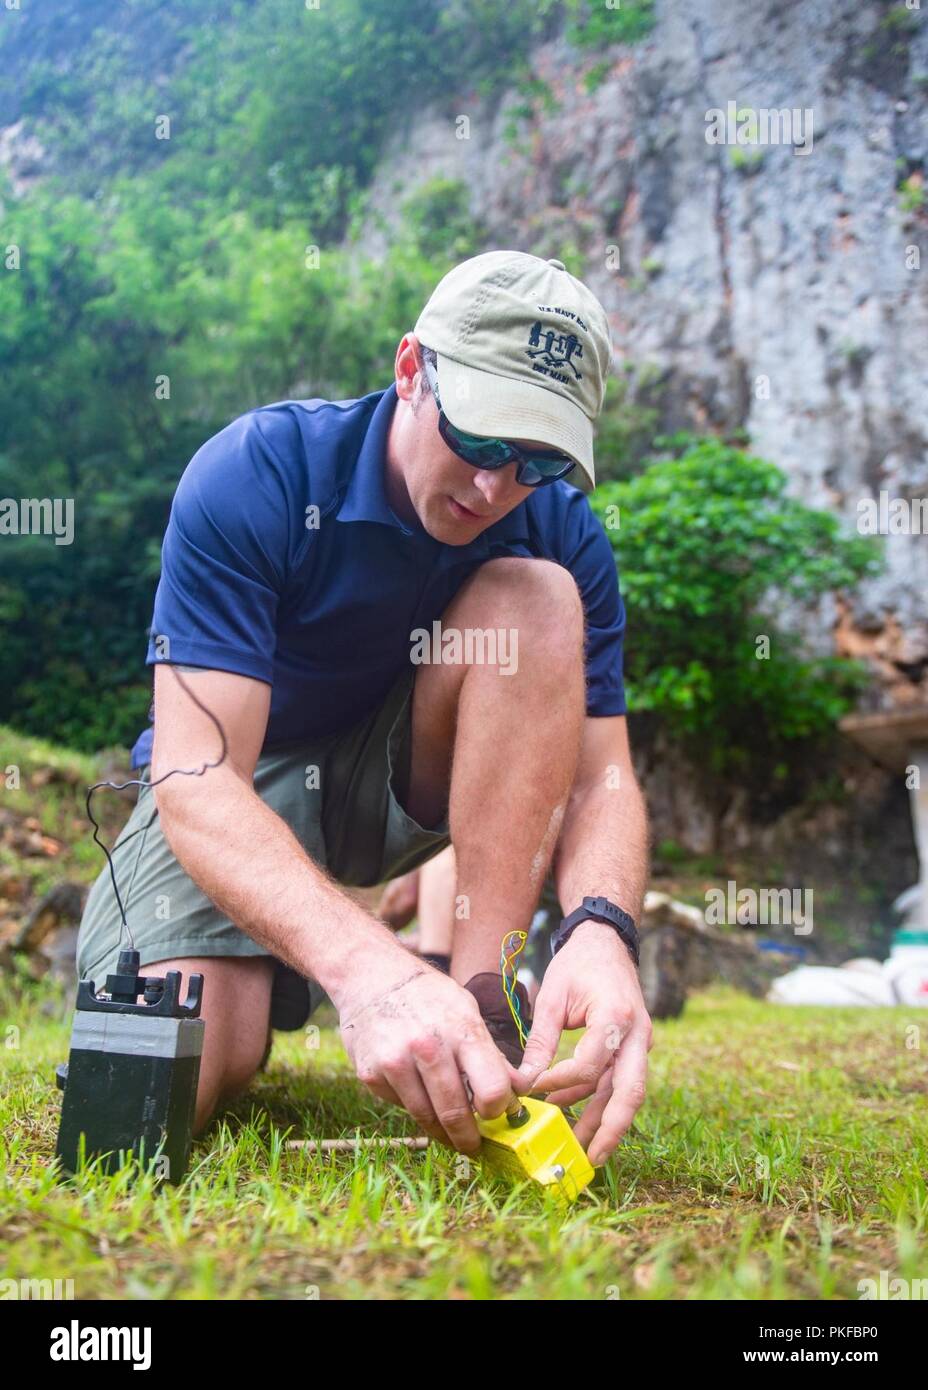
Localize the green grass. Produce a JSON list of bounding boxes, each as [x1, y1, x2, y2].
[[2, 978, 925, 1300]]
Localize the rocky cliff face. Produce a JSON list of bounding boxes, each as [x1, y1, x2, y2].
[[359, 0, 928, 711], [355, 0, 927, 902]]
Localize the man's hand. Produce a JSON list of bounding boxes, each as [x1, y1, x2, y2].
[[338, 959, 521, 1154], [514, 920, 652, 1165]]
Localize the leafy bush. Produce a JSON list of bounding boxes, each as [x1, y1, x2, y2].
[[593, 366, 664, 480], [590, 439, 881, 775]]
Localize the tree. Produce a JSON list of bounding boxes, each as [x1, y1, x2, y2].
[[591, 438, 881, 781]]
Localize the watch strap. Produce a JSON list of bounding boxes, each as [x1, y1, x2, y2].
[[551, 895, 640, 967]]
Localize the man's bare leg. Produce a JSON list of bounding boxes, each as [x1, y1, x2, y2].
[[416, 846, 456, 963], [140, 955, 275, 1134], [405, 557, 586, 984]]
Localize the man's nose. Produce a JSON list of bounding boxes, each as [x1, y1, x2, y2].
[[472, 465, 521, 507]]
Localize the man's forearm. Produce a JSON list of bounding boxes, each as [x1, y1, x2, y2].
[[154, 766, 415, 1008], [551, 771, 650, 925]]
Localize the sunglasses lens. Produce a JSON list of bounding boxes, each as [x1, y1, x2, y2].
[[444, 422, 515, 468], [439, 413, 575, 487], [517, 454, 576, 486]]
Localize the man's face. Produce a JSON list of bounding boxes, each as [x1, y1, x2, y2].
[[385, 336, 556, 547]]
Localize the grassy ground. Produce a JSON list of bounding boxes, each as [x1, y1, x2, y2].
[[0, 724, 112, 906], [1, 725, 924, 1298], [1, 971, 925, 1300]]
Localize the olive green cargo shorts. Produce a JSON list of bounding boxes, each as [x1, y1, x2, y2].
[[75, 667, 451, 1031]]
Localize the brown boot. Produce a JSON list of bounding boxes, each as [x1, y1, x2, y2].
[[463, 972, 533, 1067]]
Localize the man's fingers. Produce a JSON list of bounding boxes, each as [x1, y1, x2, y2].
[[378, 1061, 450, 1147], [457, 1037, 518, 1120], [584, 1028, 650, 1165], [529, 1016, 627, 1097], [569, 1066, 614, 1152], [503, 1058, 528, 1094], [412, 1041, 482, 1153], [541, 1079, 606, 1109], [514, 986, 565, 1090]]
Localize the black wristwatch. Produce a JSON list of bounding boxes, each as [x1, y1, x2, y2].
[[551, 896, 640, 968]]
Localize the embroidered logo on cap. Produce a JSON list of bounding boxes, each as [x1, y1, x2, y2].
[[525, 321, 584, 383]]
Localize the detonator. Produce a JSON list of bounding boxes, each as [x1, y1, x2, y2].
[[55, 947, 204, 1183]]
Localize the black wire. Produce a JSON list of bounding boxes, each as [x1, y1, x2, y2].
[[85, 665, 229, 947]]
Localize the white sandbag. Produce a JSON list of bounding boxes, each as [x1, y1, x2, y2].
[[884, 958, 928, 1006], [884, 939, 928, 1006], [768, 966, 895, 1006]]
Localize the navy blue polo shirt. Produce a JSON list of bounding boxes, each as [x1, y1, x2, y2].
[[130, 382, 627, 769]]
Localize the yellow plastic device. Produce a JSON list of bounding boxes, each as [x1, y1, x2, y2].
[[475, 1096, 595, 1204]]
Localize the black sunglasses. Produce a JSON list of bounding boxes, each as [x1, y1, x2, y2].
[[422, 355, 576, 488]]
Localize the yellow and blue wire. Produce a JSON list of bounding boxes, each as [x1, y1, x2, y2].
[[500, 930, 529, 1048]]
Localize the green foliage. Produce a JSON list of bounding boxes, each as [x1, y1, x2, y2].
[[3, 976, 926, 1298], [398, 179, 486, 264], [878, 2, 920, 36], [0, 177, 478, 748], [564, 0, 655, 49], [592, 366, 663, 480], [730, 147, 766, 174], [855, 2, 918, 87], [0, 0, 564, 236], [898, 175, 925, 214], [582, 60, 613, 94], [502, 73, 562, 145], [590, 439, 881, 774], [3, 0, 536, 749]]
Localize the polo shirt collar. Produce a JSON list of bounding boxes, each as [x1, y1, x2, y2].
[[335, 381, 531, 553], [335, 382, 423, 536]]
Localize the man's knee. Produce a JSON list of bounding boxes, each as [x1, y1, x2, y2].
[[455, 557, 584, 643], [139, 954, 274, 1134]]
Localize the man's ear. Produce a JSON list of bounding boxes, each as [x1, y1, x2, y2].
[[394, 332, 422, 404]]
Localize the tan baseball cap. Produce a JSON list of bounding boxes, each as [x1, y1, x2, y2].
[[413, 249, 613, 491]]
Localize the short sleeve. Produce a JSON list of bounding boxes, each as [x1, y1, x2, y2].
[[146, 408, 302, 681], [559, 491, 628, 717]]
